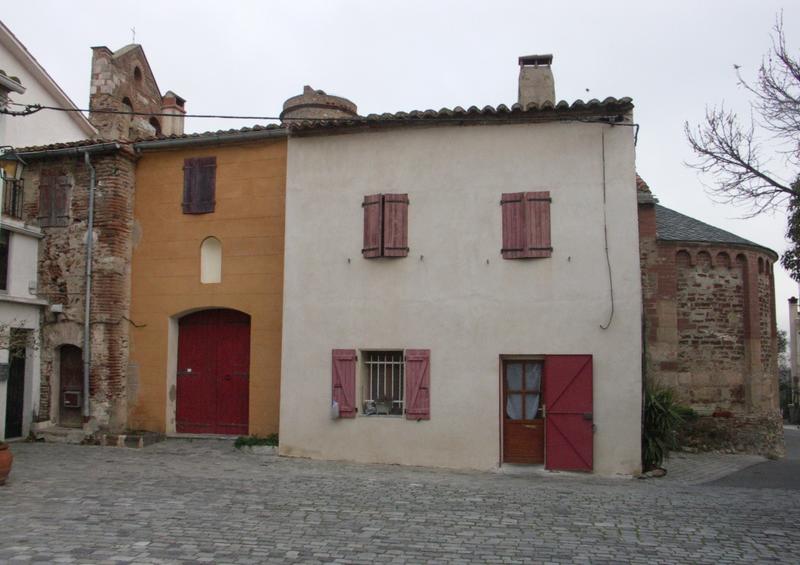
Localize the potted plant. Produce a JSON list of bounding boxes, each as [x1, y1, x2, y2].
[[0, 441, 13, 485]]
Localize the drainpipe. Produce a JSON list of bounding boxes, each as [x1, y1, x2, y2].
[[82, 151, 96, 421]]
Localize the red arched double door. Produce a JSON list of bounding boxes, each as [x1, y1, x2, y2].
[[176, 309, 250, 435]]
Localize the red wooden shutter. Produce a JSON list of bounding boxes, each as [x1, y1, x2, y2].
[[182, 158, 197, 213], [405, 349, 430, 420], [525, 191, 552, 257], [501, 192, 526, 259], [38, 174, 55, 227], [332, 349, 357, 418], [543, 355, 593, 471], [362, 194, 383, 258], [382, 193, 409, 257], [55, 175, 71, 227]]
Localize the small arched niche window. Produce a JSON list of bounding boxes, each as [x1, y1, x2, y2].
[[149, 117, 161, 136], [200, 237, 222, 284], [134, 66, 142, 83]]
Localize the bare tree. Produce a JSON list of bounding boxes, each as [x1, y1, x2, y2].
[[685, 15, 800, 277]]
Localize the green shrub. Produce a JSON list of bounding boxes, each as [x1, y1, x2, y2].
[[642, 385, 689, 471], [234, 434, 279, 449]]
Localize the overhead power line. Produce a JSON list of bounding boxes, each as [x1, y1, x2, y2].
[[0, 100, 639, 144], [4, 101, 287, 121]]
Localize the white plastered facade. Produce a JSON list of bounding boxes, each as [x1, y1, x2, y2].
[[280, 120, 642, 475], [0, 219, 44, 440], [0, 21, 96, 147]]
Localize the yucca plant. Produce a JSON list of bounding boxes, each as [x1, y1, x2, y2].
[[642, 385, 688, 471]]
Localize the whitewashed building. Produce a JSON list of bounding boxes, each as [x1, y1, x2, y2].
[[279, 56, 643, 475]]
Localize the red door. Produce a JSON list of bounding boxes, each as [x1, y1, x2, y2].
[[176, 309, 250, 435], [544, 355, 593, 471]]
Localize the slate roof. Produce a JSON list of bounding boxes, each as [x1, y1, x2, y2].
[[15, 123, 286, 153], [655, 204, 776, 257], [289, 97, 633, 131]]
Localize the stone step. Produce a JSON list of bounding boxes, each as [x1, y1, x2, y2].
[[99, 431, 164, 449], [34, 426, 90, 444]]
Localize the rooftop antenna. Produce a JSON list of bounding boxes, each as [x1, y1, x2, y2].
[[131, 27, 136, 43]]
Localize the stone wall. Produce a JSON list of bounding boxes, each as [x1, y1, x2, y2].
[[89, 45, 163, 140], [675, 249, 746, 409], [679, 413, 784, 458], [22, 149, 136, 431], [638, 198, 783, 456]]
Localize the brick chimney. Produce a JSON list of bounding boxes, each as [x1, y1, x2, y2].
[[518, 54, 555, 108], [160, 90, 186, 136]]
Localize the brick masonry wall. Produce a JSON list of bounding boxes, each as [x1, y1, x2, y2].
[[638, 201, 783, 456], [22, 150, 136, 431]]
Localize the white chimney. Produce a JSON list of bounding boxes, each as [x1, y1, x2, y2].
[[160, 90, 186, 136], [518, 54, 555, 108]]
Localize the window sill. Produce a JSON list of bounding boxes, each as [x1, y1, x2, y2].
[[0, 293, 48, 306]]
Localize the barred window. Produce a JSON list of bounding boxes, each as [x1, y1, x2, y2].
[[362, 351, 405, 416]]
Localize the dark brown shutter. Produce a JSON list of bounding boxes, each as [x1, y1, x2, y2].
[[183, 157, 216, 214], [362, 194, 383, 258], [182, 158, 196, 213], [382, 193, 409, 257], [55, 175, 71, 227], [501, 192, 526, 259], [38, 174, 55, 227], [195, 157, 216, 213], [525, 191, 552, 257]]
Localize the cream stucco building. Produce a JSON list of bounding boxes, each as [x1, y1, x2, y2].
[[279, 57, 643, 475]]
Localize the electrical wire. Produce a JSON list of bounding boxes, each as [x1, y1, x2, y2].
[[599, 127, 615, 330], [3, 100, 640, 132]]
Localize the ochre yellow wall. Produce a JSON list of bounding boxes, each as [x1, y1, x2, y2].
[[128, 139, 286, 436]]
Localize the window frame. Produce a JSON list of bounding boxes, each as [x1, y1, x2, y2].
[[360, 349, 406, 417], [502, 358, 544, 422]]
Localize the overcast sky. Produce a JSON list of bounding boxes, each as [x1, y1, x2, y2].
[[4, 1, 799, 331]]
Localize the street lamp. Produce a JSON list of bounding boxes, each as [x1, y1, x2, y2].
[[0, 146, 25, 181], [0, 146, 25, 221]]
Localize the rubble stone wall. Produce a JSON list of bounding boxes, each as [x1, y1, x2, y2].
[[23, 150, 136, 431], [89, 46, 163, 140]]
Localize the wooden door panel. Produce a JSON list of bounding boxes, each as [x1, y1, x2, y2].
[[214, 310, 250, 435], [503, 419, 544, 464], [59, 345, 83, 428], [176, 309, 250, 435], [177, 310, 218, 433], [502, 361, 544, 464], [544, 355, 593, 472]]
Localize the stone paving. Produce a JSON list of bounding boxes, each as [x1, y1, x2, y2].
[[1, 439, 799, 564]]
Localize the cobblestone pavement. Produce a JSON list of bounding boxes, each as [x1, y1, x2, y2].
[[1, 439, 799, 564]]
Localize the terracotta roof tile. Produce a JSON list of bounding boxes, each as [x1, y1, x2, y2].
[[288, 97, 634, 131], [15, 123, 286, 153]]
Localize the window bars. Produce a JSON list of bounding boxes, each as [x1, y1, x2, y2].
[[363, 351, 405, 415]]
